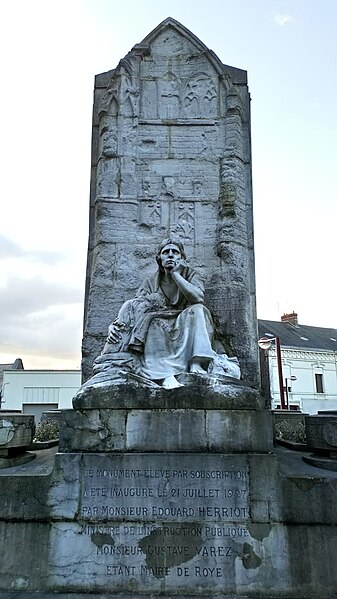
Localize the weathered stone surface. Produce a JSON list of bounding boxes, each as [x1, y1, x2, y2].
[[47, 452, 81, 519], [82, 18, 258, 384], [47, 521, 294, 594], [0, 413, 34, 450], [305, 412, 337, 451], [279, 469, 337, 524], [206, 410, 273, 454], [0, 521, 50, 592], [59, 409, 127, 453], [60, 408, 272, 453], [61, 376, 270, 454], [73, 373, 262, 410], [0, 413, 36, 468], [302, 412, 337, 470], [1, 447, 337, 595]]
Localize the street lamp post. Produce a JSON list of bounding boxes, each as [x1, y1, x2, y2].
[[284, 375, 297, 410], [258, 336, 287, 410]]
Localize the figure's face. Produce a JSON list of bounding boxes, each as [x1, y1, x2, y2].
[[160, 243, 181, 270]]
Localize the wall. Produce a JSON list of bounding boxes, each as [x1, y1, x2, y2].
[[268, 348, 337, 413]]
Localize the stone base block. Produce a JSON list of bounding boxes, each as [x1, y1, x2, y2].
[[1, 448, 336, 597], [0, 413, 35, 451], [305, 413, 337, 455], [59, 408, 272, 453], [302, 453, 337, 472], [62, 374, 271, 453]]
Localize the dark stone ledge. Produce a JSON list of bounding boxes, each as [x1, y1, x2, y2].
[[73, 372, 263, 411]]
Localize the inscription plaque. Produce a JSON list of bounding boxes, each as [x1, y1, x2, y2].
[[46, 453, 258, 592], [49, 518, 259, 592], [81, 454, 249, 522]]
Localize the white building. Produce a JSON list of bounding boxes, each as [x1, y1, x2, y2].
[[258, 313, 337, 414], [1, 368, 81, 423]]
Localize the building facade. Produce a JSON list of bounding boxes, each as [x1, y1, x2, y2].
[[258, 313, 337, 413], [1, 369, 81, 423]]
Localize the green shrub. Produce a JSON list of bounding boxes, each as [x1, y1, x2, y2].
[[33, 419, 60, 442], [274, 420, 306, 443]]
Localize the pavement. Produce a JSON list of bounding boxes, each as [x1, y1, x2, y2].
[[274, 443, 337, 479], [0, 446, 58, 476]]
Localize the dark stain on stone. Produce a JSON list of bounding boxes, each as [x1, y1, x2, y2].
[[241, 542, 262, 569], [218, 183, 236, 218], [290, 477, 321, 492], [248, 522, 271, 541], [138, 522, 203, 579], [91, 532, 115, 547]]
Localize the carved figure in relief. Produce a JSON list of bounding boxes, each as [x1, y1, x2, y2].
[[194, 181, 203, 196], [124, 77, 140, 123], [160, 79, 180, 119], [94, 238, 240, 388], [146, 201, 162, 225], [162, 176, 176, 198], [100, 126, 117, 158], [142, 179, 152, 198], [171, 203, 195, 241], [100, 77, 120, 116]]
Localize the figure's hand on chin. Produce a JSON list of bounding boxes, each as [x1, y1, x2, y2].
[[164, 264, 176, 275], [169, 259, 187, 276]]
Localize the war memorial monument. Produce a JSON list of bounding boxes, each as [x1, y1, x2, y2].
[[1, 18, 337, 599]]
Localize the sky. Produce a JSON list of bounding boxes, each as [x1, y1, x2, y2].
[[0, 0, 336, 370]]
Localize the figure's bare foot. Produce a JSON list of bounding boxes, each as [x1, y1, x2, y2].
[[190, 360, 208, 375], [162, 375, 184, 389]]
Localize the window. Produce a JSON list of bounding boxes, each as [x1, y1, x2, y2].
[[315, 373, 324, 394]]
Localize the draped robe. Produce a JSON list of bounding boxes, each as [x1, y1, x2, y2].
[[115, 266, 214, 380]]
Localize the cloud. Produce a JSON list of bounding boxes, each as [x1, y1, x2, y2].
[[0, 274, 84, 362], [0, 304, 83, 361], [274, 14, 293, 26], [0, 234, 64, 265], [0, 236, 24, 258], [0, 275, 83, 320], [0, 240, 85, 366]]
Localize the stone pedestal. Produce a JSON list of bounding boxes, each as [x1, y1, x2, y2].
[[46, 450, 281, 595], [60, 374, 272, 454], [0, 413, 35, 468], [303, 411, 337, 471], [2, 381, 337, 596], [49, 375, 281, 595]]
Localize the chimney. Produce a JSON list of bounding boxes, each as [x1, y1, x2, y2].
[[281, 311, 298, 326]]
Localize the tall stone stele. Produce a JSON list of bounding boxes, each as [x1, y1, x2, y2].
[[82, 17, 258, 385]]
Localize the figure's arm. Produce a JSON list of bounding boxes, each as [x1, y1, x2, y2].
[[107, 319, 123, 343], [106, 300, 134, 344], [170, 266, 204, 304]]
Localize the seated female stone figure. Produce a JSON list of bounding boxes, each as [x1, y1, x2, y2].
[[95, 238, 240, 388]]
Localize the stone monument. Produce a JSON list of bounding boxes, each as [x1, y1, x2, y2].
[[1, 18, 337, 599], [82, 16, 258, 386]]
